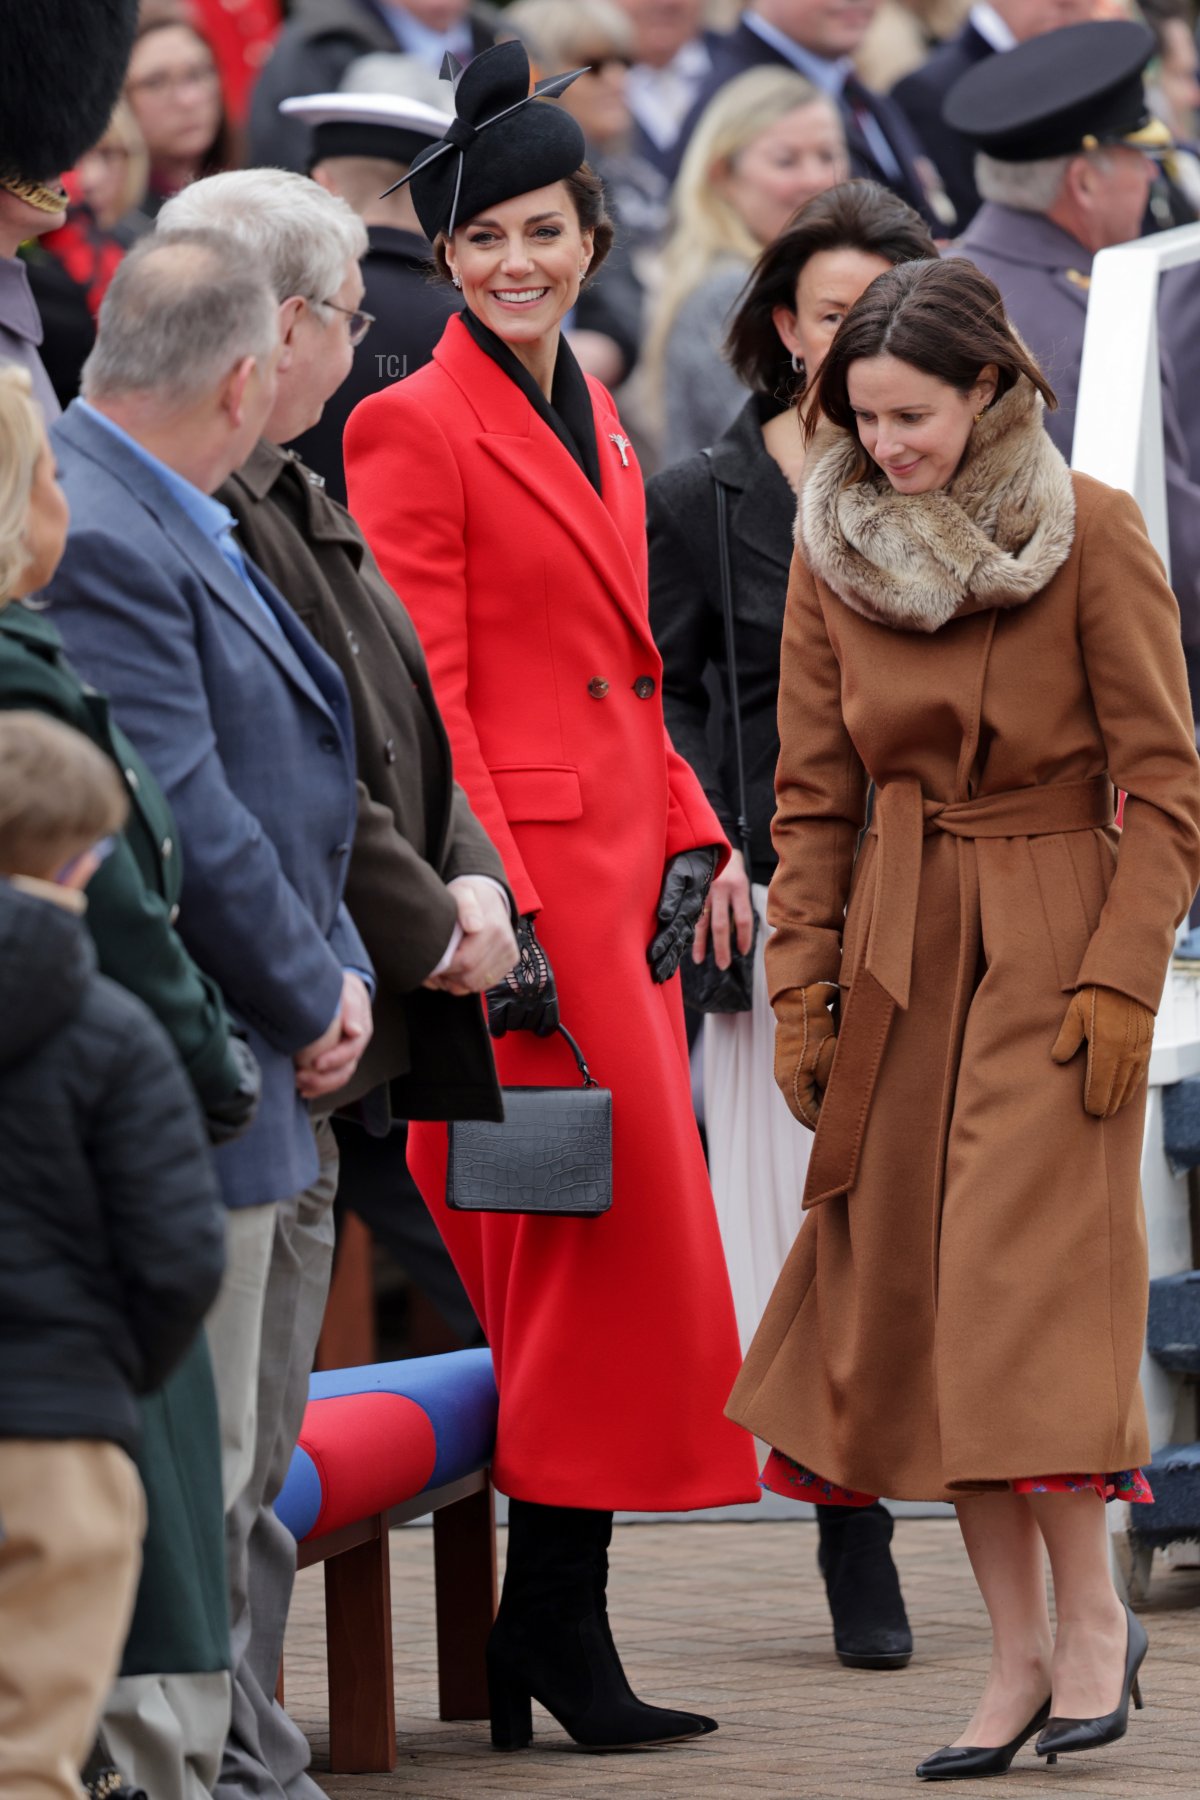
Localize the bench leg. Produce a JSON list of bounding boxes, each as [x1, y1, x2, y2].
[[325, 1520, 396, 1772], [433, 1479, 497, 1721]]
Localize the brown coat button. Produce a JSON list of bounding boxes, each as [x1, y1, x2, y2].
[[588, 677, 610, 699], [633, 676, 657, 699]]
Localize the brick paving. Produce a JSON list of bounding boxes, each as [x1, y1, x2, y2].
[[284, 1519, 1200, 1800]]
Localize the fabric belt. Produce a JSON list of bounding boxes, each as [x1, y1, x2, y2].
[[804, 774, 1115, 1208]]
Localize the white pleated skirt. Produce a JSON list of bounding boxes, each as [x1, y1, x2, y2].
[[703, 883, 813, 1352]]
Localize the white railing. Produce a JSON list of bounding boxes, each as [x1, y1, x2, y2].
[[1072, 218, 1200, 573], [1072, 222, 1200, 1581]]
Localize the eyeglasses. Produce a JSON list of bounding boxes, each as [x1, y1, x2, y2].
[[322, 300, 375, 347], [582, 54, 633, 76]]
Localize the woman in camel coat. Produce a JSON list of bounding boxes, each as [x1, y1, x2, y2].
[[728, 257, 1200, 1780]]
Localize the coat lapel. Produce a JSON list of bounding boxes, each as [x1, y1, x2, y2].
[[435, 320, 656, 651], [56, 405, 342, 728]]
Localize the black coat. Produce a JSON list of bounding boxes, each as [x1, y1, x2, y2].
[[647, 394, 795, 886], [891, 21, 994, 230], [292, 227, 458, 505], [0, 882, 224, 1455], [670, 20, 940, 230], [220, 440, 509, 1129], [249, 0, 512, 170]]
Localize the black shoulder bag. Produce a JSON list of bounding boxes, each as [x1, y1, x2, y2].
[[446, 1025, 612, 1216], [680, 451, 760, 1014]]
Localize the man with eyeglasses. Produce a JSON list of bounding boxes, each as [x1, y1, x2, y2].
[[155, 166, 516, 1800]]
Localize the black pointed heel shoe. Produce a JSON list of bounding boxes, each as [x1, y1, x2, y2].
[[488, 1500, 718, 1753], [818, 1503, 914, 1670], [1035, 1602, 1147, 1759], [916, 1700, 1053, 1781]]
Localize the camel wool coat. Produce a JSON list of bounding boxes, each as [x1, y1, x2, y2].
[[728, 383, 1200, 1500]]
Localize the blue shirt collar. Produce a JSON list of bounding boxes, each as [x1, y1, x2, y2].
[[742, 11, 850, 94], [75, 400, 238, 547], [379, 5, 473, 64]]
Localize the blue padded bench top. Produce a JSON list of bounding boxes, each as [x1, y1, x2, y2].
[[275, 1349, 497, 1543]]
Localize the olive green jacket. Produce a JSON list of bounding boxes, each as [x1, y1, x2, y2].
[[0, 599, 235, 1677], [0, 601, 242, 1110]]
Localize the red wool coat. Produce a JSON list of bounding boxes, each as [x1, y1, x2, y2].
[[345, 317, 758, 1510]]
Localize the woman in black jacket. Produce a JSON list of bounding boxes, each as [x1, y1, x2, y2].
[[647, 180, 935, 1671]]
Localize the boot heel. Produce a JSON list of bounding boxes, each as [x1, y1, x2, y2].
[[488, 1656, 533, 1752], [1132, 1675, 1143, 1711], [1046, 1753, 1057, 1765]]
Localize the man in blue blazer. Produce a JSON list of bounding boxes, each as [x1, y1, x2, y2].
[[46, 229, 373, 1799], [668, 0, 947, 229]]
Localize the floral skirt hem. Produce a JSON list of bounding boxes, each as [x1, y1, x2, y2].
[[761, 1449, 1153, 1506]]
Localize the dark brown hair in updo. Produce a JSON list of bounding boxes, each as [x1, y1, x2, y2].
[[810, 257, 1057, 478], [433, 163, 615, 285], [724, 180, 937, 400]]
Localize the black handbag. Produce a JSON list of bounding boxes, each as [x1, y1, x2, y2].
[[680, 450, 760, 1015], [446, 1025, 612, 1216]]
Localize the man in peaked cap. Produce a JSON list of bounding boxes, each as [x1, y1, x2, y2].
[[280, 86, 459, 499], [946, 19, 1200, 714], [0, 0, 139, 419]]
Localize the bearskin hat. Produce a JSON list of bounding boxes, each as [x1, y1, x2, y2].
[[0, 0, 139, 190]]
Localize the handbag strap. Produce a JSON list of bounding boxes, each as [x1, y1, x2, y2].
[[556, 1023, 598, 1088], [701, 449, 753, 872]]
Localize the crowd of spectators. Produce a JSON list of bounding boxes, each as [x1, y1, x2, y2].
[[2, 1, 1200, 1797]]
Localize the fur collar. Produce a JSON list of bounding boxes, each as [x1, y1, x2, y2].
[[798, 376, 1076, 633]]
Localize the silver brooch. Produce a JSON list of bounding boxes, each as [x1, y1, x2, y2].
[[608, 433, 633, 468]]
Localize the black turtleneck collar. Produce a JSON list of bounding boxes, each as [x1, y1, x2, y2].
[[461, 308, 602, 495]]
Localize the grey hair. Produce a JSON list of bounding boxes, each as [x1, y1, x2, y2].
[[82, 229, 279, 404], [974, 151, 1073, 214], [158, 168, 368, 308]]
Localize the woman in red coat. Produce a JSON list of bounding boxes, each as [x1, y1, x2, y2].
[[345, 41, 758, 1756]]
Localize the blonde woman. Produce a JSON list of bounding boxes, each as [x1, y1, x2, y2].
[[647, 65, 848, 461]]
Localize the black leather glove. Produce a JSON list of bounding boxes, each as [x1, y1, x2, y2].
[[205, 1035, 262, 1146], [486, 914, 560, 1038], [648, 846, 719, 983]]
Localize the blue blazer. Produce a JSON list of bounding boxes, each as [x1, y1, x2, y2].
[[47, 401, 370, 1207]]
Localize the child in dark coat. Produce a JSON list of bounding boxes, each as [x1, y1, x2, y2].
[[0, 711, 226, 1800]]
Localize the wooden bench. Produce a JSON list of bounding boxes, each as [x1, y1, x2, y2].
[[276, 1350, 499, 1773]]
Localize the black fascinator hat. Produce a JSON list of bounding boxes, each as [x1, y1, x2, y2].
[[0, 0, 140, 212], [386, 39, 589, 240]]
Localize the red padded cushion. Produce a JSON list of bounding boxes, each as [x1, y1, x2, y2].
[[297, 1393, 438, 1540]]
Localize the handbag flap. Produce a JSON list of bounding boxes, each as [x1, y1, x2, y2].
[[447, 1084, 613, 1215]]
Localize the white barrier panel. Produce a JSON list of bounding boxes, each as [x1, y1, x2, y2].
[[1072, 221, 1200, 1579]]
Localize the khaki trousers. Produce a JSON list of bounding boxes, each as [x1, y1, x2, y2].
[[0, 1439, 144, 1800]]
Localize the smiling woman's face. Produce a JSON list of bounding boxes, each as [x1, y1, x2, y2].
[[846, 352, 997, 493], [447, 182, 593, 350]]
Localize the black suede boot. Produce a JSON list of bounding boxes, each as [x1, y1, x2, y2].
[[817, 1503, 913, 1670], [487, 1499, 718, 1751]]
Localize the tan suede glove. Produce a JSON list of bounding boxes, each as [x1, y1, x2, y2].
[[774, 983, 838, 1128], [1051, 985, 1155, 1119]]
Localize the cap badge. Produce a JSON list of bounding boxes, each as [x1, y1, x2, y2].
[[608, 433, 633, 469]]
